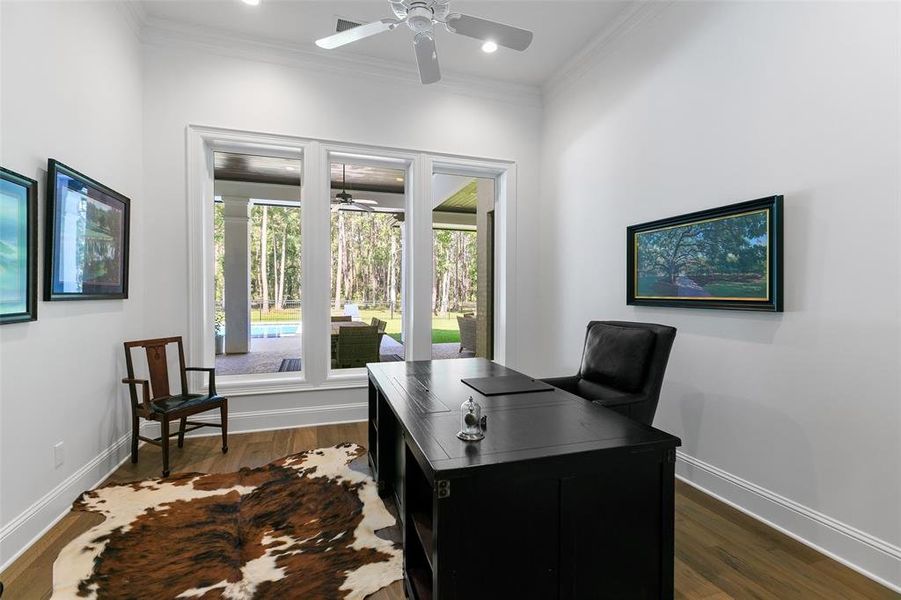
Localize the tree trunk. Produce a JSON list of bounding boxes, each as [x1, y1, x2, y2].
[[334, 211, 345, 311], [389, 234, 397, 319], [260, 205, 269, 313], [440, 242, 451, 316], [277, 231, 286, 310]]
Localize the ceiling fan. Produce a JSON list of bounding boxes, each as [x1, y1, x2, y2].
[[332, 164, 377, 213], [315, 0, 534, 85]]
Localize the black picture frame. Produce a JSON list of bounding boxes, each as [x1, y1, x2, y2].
[[627, 195, 783, 312], [0, 167, 38, 324], [45, 159, 130, 301]]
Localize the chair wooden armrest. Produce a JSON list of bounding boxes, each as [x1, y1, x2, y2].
[[122, 378, 151, 412], [185, 367, 216, 395]]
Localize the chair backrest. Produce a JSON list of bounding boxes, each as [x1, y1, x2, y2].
[[123, 336, 187, 400], [331, 315, 353, 322], [376, 318, 387, 333], [578, 321, 676, 425], [457, 316, 477, 352], [335, 325, 381, 369]]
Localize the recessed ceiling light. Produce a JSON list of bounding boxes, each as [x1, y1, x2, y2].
[[481, 41, 498, 54], [285, 166, 295, 171], [242, 0, 260, 6], [395, 177, 404, 182]]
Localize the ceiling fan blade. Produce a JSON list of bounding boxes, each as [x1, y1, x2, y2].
[[315, 18, 401, 50], [444, 13, 533, 51], [352, 202, 375, 213], [413, 32, 441, 84], [353, 198, 378, 205]]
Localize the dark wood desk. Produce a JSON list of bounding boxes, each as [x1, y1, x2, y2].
[[368, 358, 681, 600]]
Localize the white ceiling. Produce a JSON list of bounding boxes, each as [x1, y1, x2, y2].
[[140, 1, 632, 86]]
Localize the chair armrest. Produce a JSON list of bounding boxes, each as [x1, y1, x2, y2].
[[121, 378, 151, 412], [185, 367, 216, 396]]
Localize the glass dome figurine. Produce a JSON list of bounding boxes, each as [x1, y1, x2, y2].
[[457, 396, 486, 442]]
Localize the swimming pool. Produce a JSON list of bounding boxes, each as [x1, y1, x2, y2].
[[250, 323, 301, 338]]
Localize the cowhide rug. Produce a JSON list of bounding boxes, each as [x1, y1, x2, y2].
[[52, 443, 402, 599]]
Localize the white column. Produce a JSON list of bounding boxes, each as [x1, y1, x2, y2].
[[406, 154, 433, 361], [222, 196, 252, 354]]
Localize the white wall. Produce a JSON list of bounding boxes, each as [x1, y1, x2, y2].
[[0, 2, 144, 567], [540, 1, 900, 588], [141, 34, 543, 416]]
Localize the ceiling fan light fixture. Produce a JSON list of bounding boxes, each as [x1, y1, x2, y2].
[[481, 40, 498, 53]]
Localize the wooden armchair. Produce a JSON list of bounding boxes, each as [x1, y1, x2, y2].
[[123, 336, 227, 477]]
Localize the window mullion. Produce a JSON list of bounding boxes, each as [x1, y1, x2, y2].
[[301, 141, 329, 385]]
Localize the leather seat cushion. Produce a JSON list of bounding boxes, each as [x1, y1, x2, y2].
[[580, 323, 654, 392], [151, 393, 221, 414]]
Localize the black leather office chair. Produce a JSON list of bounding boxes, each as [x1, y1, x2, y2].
[[543, 321, 676, 426]]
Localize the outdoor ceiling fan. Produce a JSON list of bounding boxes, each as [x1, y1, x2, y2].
[[332, 164, 377, 213], [315, 0, 534, 85]]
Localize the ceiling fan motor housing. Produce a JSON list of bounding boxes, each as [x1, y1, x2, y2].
[[393, 0, 450, 33]]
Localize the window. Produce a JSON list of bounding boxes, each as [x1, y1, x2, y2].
[[188, 127, 515, 393], [431, 174, 495, 360], [329, 160, 406, 371], [212, 152, 303, 376]]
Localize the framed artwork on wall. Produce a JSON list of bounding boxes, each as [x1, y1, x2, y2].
[[45, 160, 130, 300], [0, 167, 38, 324], [627, 195, 783, 312]]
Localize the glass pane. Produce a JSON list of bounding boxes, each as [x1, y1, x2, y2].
[[431, 175, 494, 360], [330, 160, 405, 370], [213, 152, 303, 375]]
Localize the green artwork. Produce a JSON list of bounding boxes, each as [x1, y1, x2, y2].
[[0, 179, 28, 314], [635, 210, 769, 300]]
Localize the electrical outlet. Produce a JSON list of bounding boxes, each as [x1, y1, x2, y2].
[[53, 442, 64, 469]]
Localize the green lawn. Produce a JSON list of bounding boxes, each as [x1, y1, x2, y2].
[[358, 309, 462, 344], [250, 307, 462, 344]]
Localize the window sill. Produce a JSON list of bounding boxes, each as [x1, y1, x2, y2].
[[211, 372, 368, 397]]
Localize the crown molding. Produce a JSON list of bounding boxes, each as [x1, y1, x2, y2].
[[139, 15, 542, 108], [542, 0, 672, 102]]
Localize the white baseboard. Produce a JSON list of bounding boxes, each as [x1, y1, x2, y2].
[[676, 450, 901, 593], [0, 432, 134, 574], [0, 401, 367, 576]]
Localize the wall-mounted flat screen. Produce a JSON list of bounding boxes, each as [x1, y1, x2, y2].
[[45, 160, 130, 300]]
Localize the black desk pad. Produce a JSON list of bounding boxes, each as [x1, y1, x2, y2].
[[461, 374, 555, 396]]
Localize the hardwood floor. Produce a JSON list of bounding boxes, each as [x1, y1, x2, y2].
[[1, 423, 896, 600]]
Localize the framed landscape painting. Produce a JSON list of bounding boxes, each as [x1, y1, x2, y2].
[[627, 196, 783, 312], [0, 167, 38, 324], [45, 160, 130, 300]]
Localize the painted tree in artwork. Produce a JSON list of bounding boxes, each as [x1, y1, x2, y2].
[[637, 210, 768, 298]]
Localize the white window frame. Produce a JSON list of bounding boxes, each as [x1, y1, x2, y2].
[[186, 125, 517, 396]]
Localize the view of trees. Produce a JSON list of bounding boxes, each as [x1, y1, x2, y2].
[[330, 211, 402, 316], [214, 203, 479, 322], [432, 228, 477, 316], [214, 204, 302, 317]]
